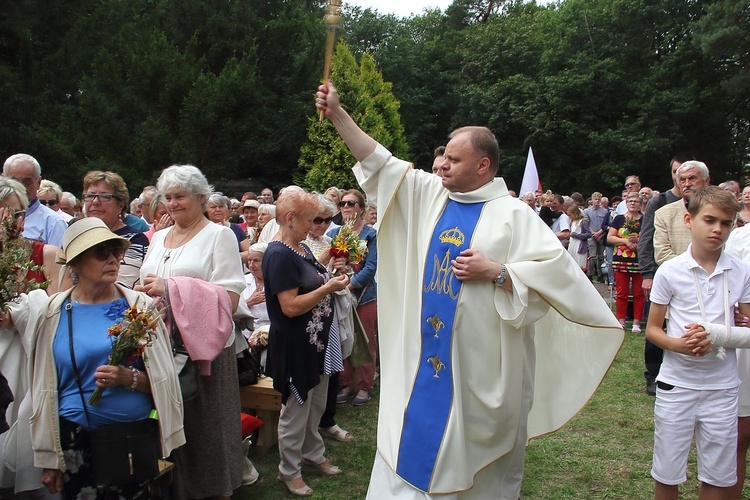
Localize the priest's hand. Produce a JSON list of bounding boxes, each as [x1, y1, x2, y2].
[[452, 249, 511, 289], [316, 81, 341, 119]]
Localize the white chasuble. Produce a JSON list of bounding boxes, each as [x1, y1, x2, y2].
[[355, 145, 623, 496]]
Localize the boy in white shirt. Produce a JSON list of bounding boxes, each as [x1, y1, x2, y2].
[[647, 186, 750, 500]]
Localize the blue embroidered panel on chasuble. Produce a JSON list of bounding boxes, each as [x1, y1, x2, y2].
[[396, 199, 484, 492]]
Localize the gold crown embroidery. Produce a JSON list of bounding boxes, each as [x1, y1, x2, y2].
[[439, 227, 464, 246]]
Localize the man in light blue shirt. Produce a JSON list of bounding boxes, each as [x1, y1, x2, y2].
[[3, 154, 67, 247]]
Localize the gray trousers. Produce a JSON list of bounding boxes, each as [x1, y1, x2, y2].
[[278, 375, 330, 479]]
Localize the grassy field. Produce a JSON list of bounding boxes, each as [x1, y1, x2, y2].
[[234, 330, 749, 499]]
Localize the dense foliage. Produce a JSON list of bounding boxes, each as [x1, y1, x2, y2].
[[1, 0, 747, 196]]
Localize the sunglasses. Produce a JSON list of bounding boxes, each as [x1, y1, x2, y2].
[[12, 209, 26, 220], [338, 200, 358, 208], [313, 216, 333, 225], [89, 243, 126, 261], [39, 199, 58, 207]]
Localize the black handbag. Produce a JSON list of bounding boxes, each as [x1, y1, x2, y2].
[[164, 285, 200, 402], [237, 346, 262, 386], [65, 299, 160, 487], [171, 326, 200, 401]]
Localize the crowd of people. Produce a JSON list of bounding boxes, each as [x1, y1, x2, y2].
[[0, 153, 380, 498], [1, 90, 750, 499]]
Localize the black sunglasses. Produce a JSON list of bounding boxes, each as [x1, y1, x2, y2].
[[313, 216, 333, 225], [90, 242, 126, 261], [338, 200, 358, 208], [39, 199, 58, 207]]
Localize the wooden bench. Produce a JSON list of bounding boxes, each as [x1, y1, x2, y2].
[[239, 376, 282, 455]]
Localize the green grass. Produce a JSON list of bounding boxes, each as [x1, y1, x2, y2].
[[233, 332, 750, 499]]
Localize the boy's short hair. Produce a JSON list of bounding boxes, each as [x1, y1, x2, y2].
[[687, 186, 741, 216]]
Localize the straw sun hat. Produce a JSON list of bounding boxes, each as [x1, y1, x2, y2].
[[56, 217, 130, 265]]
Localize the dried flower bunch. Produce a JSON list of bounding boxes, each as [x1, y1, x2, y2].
[[0, 209, 49, 312], [88, 300, 162, 405]]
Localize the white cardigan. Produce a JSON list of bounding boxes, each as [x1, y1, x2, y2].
[[9, 285, 185, 471]]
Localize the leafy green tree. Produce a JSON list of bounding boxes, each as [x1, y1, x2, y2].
[[297, 41, 407, 191]]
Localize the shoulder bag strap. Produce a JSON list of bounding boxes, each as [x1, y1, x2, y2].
[[66, 298, 93, 429]]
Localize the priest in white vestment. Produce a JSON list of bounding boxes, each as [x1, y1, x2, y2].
[[316, 82, 624, 499]]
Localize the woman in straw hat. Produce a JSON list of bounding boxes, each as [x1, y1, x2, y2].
[[0, 217, 185, 498]]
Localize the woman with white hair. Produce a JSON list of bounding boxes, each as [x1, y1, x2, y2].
[[206, 193, 250, 253], [256, 203, 278, 244], [138, 164, 246, 499]]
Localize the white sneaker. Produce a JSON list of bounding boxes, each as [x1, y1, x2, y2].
[[242, 458, 259, 486], [241, 436, 259, 486], [631, 324, 642, 333]]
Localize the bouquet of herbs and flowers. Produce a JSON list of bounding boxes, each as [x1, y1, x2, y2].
[[88, 300, 163, 405], [329, 216, 368, 274], [621, 217, 640, 237], [0, 209, 48, 313]]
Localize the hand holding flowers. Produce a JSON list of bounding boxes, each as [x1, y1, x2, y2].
[[88, 299, 163, 405]]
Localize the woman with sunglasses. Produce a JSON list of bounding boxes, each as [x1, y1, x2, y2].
[[38, 179, 73, 223], [329, 189, 378, 407], [304, 194, 338, 266], [0, 177, 65, 497], [0, 217, 185, 498], [80, 171, 149, 289], [305, 195, 352, 442]]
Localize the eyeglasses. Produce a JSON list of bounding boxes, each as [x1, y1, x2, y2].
[[313, 216, 333, 225], [83, 193, 120, 203], [338, 200, 358, 208], [12, 209, 26, 220], [624, 183, 639, 188], [89, 243, 126, 261], [39, 199, 58, 207], [626, 199, 640, 203]]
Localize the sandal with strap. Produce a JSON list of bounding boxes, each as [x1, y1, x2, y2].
[[301, 458, 342, 476], [319, 424, 353, 442], [278, 475, 313, 497]]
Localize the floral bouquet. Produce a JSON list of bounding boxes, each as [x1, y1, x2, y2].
[[88, 300, 162, 405], [621, 217, 639, 237], [329, 216, 368, 274], [0, 209, 48, 313]]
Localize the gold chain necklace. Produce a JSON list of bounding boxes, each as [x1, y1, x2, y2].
[[163, 219, 203, 263]]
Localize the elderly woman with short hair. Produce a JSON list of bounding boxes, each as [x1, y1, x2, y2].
[[263, 189, 350, 496], [138, 165, 246, 499], [257, 203, 279, 244], [81, 171, 149, 289], [206, 193, 250, 253], [143, 193, 173, 242]]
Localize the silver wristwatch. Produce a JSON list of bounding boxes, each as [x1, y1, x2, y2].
[[492, 264, 507, 286]]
